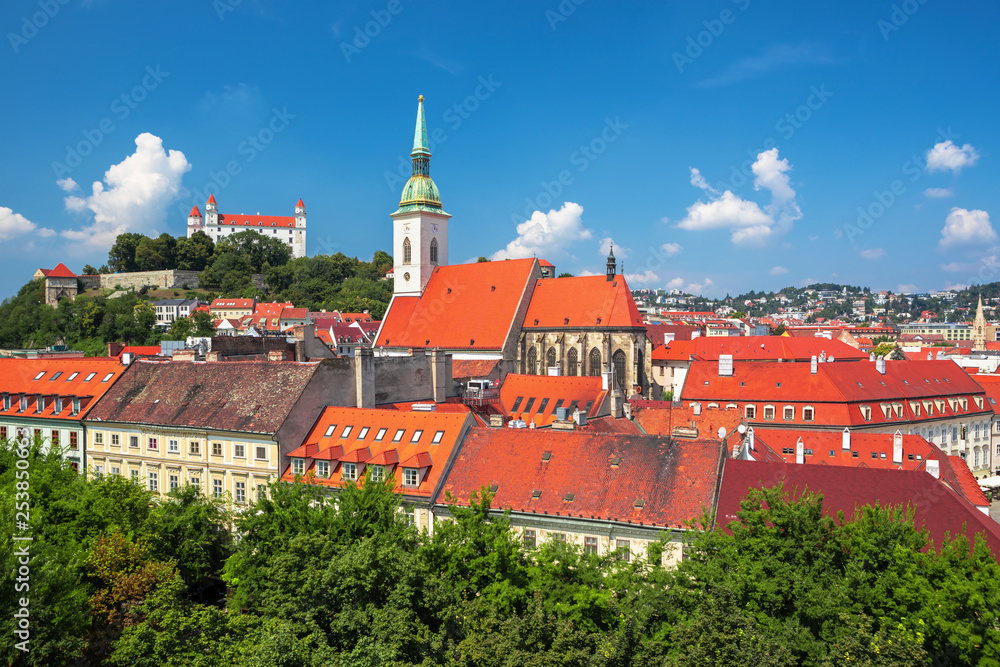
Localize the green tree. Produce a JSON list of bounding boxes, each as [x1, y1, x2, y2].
[[164, 316, 194, 340], [107, 232, 148, 273], [214, 230, 292, 272], [192, 310, 216, 337], [82, 264, 99, 275], [174, 231, 215, 272], [134, 233, 177, 271]]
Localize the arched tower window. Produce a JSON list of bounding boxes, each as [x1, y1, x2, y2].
[[546, 347, 556, 371], [588, 348, 602, 377], [430, 237, 438, 264], [613, 349, 627, 390], [402, 237, 411, 264], [567, 348, 578, 376], [527, 347, 537, 375]]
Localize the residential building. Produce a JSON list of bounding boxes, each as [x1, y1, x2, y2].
[[437, 428, 727, 566], [187, 195, 306, 259], [152, 299, 203, 328], [210, 298, 257, 321], [897, 322, 977, 342], [0, 358, 125, 469], [280, 406, 475, 529], [680, 357, 994, 463]]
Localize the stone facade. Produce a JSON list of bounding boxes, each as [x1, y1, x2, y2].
[[517, 330, 652, 395], [44, 276, 78, 306], [78, 270, 201, 292]]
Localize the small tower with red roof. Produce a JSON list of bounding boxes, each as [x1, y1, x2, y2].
[[187, 205, 203, 235]]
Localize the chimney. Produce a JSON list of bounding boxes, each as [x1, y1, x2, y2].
[[747, 426, 755, 451], [108, 342, 124, 358], [172, 349, 196, 361], [926, 458, 940, 479], [875, 356, 886, 375], [355, 346, 375, 408], [610, 388, 624, 419], [869, 352, 875, 362], [795, 437, 804, 464], [842, 427, 851, 451], [601, 371, 610, 391], [893, 430, 903, 465], [430, 349, 447, 403], [810, 355, 818, 374], [718, 354, 733, 377], [206, 351, 222, 362], [927, 351, 933, 360], [267, 349, 287, 362]]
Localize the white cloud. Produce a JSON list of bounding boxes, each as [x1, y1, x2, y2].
[[678, 149, 801, 246], [943, 281, 969, 291], [62, 133, 191, 248], [897, 283, 917, 293], [698, 43, 834, 88], [808, 235, 819, 241], [661, 242, 682, 257], [689, 167, 717, 193], [56, 177, 79, 193], [492, 202, 592, 260], [769, 266, 788, 275], [0, 207, 43, 241], [665, 277, 685, 290], [860, 248, 885, 260], [800, 277, 817, 286], [624, 270, 660, 286], [939, 259, 981, 272], [685, 277, 713, 294], [938, 207, 997, 249], [599, 236, 628, 259], [924, 187, 953, 198], [926, 140, 979, 173]]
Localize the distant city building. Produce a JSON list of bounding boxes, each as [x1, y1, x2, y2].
[[187, 194, 306, 258], [151, 299, 204, 329]]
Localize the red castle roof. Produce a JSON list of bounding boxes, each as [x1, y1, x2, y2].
[[47, 262, 76, 278]]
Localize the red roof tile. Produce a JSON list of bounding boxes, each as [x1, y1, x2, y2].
[[377, 259, 539, 350], [750, 428, 936, 470], [296, 198, 305, 207], [452, 359, 500, 379], [500, 374, 606, 425], [216, 213, 296, 228], [716, 460, 1000, 559], [189, 205, 202, 217], [207, 194, 217, 204], [440, 429, 725, 528], [631, 402, 743, 441], [280, 406, 473, 499], [522, 275, 643, 329], [46, 262, 76, 278], [0, 358, 125, 422]]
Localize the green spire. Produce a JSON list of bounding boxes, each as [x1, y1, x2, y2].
[[412, 94, 430, 158], [395, 94, 446, 215]]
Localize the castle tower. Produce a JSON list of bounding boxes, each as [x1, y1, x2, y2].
[[606, 244, 616, 281], [391, 95, 451, 297], [205, 194, 219, 226], [293, 198, 307, 258], [187, 205, 203, 235], [974, 294, 987, 350]]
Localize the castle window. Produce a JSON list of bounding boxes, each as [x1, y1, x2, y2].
[[430, 238, 439, 264], [546, 347, 557, 371], [567, 348, 578, 376], [403, 237, 412, 264], [527, 347, 537, 375], [588, 348, 602, 377]]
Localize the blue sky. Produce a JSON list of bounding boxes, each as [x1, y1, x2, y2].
[[1, 0, 997, 300]]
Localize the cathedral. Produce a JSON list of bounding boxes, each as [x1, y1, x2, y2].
[[375, 96, 652, 396]]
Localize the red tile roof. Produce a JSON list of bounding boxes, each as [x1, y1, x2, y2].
[[216, 213, 296, 228], [189, 205, 202, 217], [211, 298, 255, 309], [254, 302, 294, 317], [452, 359, 500, 379], [377, 259, 539, 350], [500, 374, 606, 425], [46, 262, 76, 278], [631, 402, 743, 440], [522, 275, 644, 329], [85, 359, 320, 434], [119, 345, 162, 357], [716, 460, 1000, 559], [750, 428, 937, 470], [207, 194, 217, 204], [296, 198, 305, 208], [281, 406, 473, 499], [0, 358, 125, 422], [440, 429, 726, 528], [656, 336, 866, 363]]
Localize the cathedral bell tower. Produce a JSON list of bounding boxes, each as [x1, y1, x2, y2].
[[391, 95, 451, 297]]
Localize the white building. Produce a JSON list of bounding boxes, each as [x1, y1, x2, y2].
[[152, 299, 203, 329], [187, 195, 306, 259]]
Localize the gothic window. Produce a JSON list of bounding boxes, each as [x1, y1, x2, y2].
[[588, 348, 602, 377], [546, 347, 556, 371], [613, 349, 627, 390], [567, 348, 578, 376], [403, 237, 412, 264], [430, 238, 439, 264], [636, 349, 645, 392], [527, 347, 537, 375]]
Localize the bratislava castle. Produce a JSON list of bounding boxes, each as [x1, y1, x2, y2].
[[187, 194, 307, 259]]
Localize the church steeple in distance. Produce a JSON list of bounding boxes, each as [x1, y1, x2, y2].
[[606, 243, 616, 281]]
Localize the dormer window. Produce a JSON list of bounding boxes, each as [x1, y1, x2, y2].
[[292, 458, 304, 475], [403, 468, 419, 486], [35, 397, 44, 413], [369, 465, 385, 482], [342, 462, 357, 480]]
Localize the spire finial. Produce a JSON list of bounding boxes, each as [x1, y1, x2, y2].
[[412, 95, 430, 158]]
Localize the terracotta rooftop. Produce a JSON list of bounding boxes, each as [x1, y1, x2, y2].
[[630, 401, 743, 441], [654, 336, 866, 363], [46, 262, 76, 278], [281, 406, 473, 499], [452, 358, 500, 379], [85, 359, 320, 434], [716, 460, 1000, 559], [522, 275, 644, 329], [500, 373, 606, 425], [377, 259, 539, 350], [440, 429, 726, 528], [0, 358, 125, 423], [215, 213, 296, 228]]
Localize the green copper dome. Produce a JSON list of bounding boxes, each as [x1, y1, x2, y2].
[[394, 95, 449, 215]]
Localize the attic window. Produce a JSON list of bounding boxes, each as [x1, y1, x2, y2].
[[564, 318, 569, 325], [432, 430, 444, 444], [447, 288, 452, 294], [491, 285, 496, 291], [324, 425, 337, 437], [534, 319, 539, 325], [50, 372, 62, 381], [489, 484, 499, 493], [392, 429, 405, 443], [374, 428, 387, 442], [610, 456, 621, 467], [596, 317, 601, 325], [358, 426, 370, 439], [410, 430, 423, 443], [852, 451, 859, 458], [542, 451, 552, 462], [101, 373, 114, 382], [66, 372, 78, 381], [634, 498, 644, 508], [531, 490, 542, 499], [340, 426, 353, 439], [564, 492, 575, 502], [511, 397, 523, 412], [33, 372, 45, 380]]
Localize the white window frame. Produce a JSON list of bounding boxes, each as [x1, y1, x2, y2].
[[342, 462, 357, 480], [403, 468, 418, 486], [802, 406, 815, 422], [744, 404, 756, 419], [292, 458, 304, 475], [316, 460, 330, 478]]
